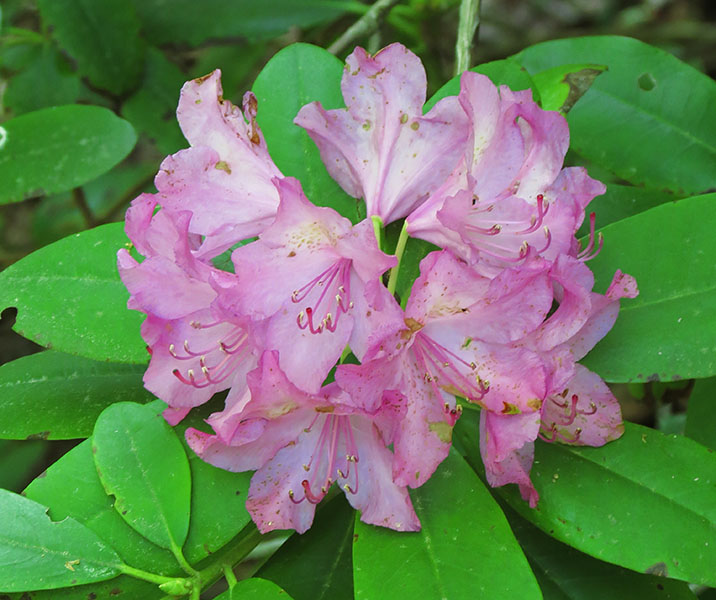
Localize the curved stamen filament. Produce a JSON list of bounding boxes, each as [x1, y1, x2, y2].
[[538, 421, 583, 443], [578, 213, 604, 261], [516, 194, 549, 234], [293, 261, 352, 335]]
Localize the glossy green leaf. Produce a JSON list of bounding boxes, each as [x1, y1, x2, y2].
[[353, 450, 541, 600], [0, 105, 137, 204], [0, 489, 122, 592], [131, 0, 348, 46], [505, 504, 697, 600], [215, 577, 295, 600], [685, 377, 716, 450], [581, 193, 716, 382], [3, 576, 161, 600], [258, 494, 354, 600], [252, 43, 360, 222], [25, 440, 181, 575], [0, 223, 147, 364], [531, 63, 606, 113], [4, 45, 80, 116], [515, 36, 716, 194], [121, 47, 186, 155], [576, 183, 676, 238], [37, 0, 144, 95], [457, 412, 716, 586], [92, 402, 191, 551], [424, 57, 538, 112], [0, 351, 151, 440], [182, 447, 253, 564]]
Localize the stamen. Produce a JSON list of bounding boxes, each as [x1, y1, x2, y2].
[[578, 213, 604, 261]]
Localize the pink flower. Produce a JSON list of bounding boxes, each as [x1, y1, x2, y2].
[[151, 70, 283, 259], [220, 176, 396, 393], [117, 195, 259, 425], [186, 351, 420, 533], [296, 43, 469, 225], [478, 261, 638, 505], [337, 250, 553, 488], [407, 72, 605, 276]]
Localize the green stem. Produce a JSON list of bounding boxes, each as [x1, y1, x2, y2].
[[328, 0, 402, 55], [171, 542, 199, 577], [118, 563, 177, 586], [386, 220, 409, 296], [455, 0, 481, 75], [195, 527, 264, 590], [223, 563, 238, 589], [371, 214, 384, 251]]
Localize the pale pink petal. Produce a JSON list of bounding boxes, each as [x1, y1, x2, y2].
[[345, 416, 420, 532], [541, 365, 624, 447], [480, 411, 540, 507], [296, 43, 468, 224]]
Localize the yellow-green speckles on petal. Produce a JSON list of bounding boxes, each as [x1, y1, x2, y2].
[[400, 113, 408, 124], [410, 121, 419, 131], [363, 120, 372, 131], [501, 402, 521, 415], [429, 421, 453, 444], [215, 160, 232, 174]]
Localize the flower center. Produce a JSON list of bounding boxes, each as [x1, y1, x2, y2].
[[538, 392, 597, 443], [292, 259, 354, 334]]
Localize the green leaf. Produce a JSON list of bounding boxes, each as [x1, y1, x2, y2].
[[0, 439, 46, 492], [257, 494, 354, 600], [424, 57, 538, 112], [531, 63, 606, 113], [353, 450, 541, 600], [0, 105, 137, 204], [92, 402, 191, 551], [4, 44, 80, 116], [685, 377, 716, 450], [252, 43, 360, 222], [215, 577, 295, 600], [130, 0, 348, 47], [504, 504, 697, 600], [576, 183, 676, 238], [182, 444, 253, 564], [457, 412, 716, 586], [0, 222, 147, 364], [37, 0, 144, 95], [0, 489, 122, 592], [25, 441, 181, 576], [581, 193, 716, 382], [514, 36, 716, 194], [3, 576, 162, 600], [121, 47, 186, 155], [0, 351, 152, 440]]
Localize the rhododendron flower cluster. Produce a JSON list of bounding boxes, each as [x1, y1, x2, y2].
[[118, 43, 637, 534]]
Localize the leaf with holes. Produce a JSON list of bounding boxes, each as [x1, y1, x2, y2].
[[92, 402, 191, 552], [0, 489, 123, 592], [504, 503, 697, 600], [353, 450, 541, 600], [581, 193, 716, 382], [514, 36, 716, 194], [0, 223, 147, 364], [0, 351, 151, 440], [531, 63, 606, 113], [0, 105, 137, 205], [455, 411, 716, 587]]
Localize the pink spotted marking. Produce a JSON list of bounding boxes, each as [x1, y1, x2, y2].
[[292, 259, 353, 334], [288, 414, 360, 505]]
